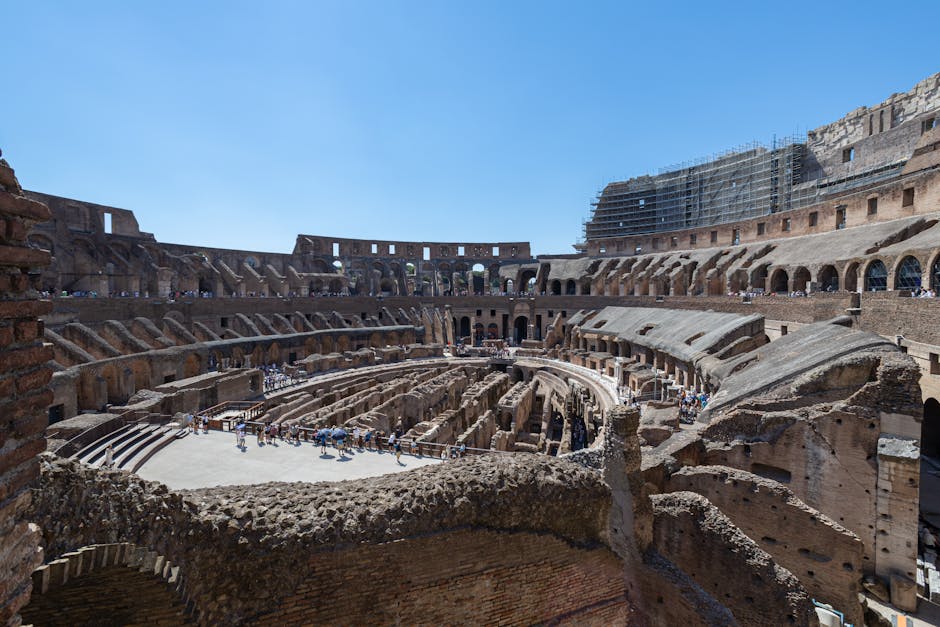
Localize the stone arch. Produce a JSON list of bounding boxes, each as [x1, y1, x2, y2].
[[817, 265, 839, 291], [792, 267, 811, 292], [728, 269, 748, 293], [750, 264, 769, 292], [320, 335, 334, 354], [335, 335, 351, 353], [864, 259, 888, 291], [458, 316, 471, 339], [520, 269, 537, 294], [550, 280, 562, 295], [309, 258, 331, 273], [893, 255, 923, 291], [843, 261, 860, 292], [379, 277, 396, 294], [579, 279, 592, 295], [267, 342, 281, 364], [565, 279, 576, 295], [770, 268, 789, 293]]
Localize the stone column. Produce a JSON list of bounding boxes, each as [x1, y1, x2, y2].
[[0, 156, 53, 625], [875, 435, 920, 611], [603, 405, 652, 613]]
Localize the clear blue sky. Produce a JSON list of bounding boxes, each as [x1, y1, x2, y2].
[[2, 1, 938, 256]]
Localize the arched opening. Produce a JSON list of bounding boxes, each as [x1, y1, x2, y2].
[[924, 398, 940, 458], [770, 269, 789, 293], [728, 269, 748, 293], [818, 265, 839, 291], [844, 262, 860, 292], [580, 280, 592, 295], [865, 259, 888, 291], [471, 263, 485, 295], [565, 280, 576, 295], [487, 322, 499, 339], [458, 316, 471, 340], [550, 280, 561, 295], [332, 260, 343, 271], [792, 267, 811, 292], [473, 322, 484, 345], [520, 269, 537, 294], [750, 264, 769, 292], [894, 255, 923, 291], [513, 316, 529, 343], [506, 279, 514, 293]]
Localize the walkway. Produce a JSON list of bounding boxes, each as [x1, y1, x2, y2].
[[135, 430, 441, 490]]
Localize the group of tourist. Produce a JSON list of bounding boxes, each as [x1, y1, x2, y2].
[[913, 287, 938, 298], [676, 389, 709, 425], [259, 364, 301, 392], [228, 418, 472, 463]]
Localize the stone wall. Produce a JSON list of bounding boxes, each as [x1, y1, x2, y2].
[[0, 157, 52, 625], [650, 491, 815, 625], [666, 465, 864, 625], [30, 453, 620, 624]]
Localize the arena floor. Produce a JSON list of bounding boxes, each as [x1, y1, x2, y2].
[[136, 430, 441, 489]]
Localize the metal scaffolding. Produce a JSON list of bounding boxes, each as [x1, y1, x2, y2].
[[584, 136, 807, 240]]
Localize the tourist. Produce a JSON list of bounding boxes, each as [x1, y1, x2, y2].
[[388, 431, 396, 452], [395, 438, 402, 462], [353, 426, 362, 448], [364, 428, 373, 450], [104, 444, 114, 468], [459, 442, 466, 457], [410, 438, 418, 456]]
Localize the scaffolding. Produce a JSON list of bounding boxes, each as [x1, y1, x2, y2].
[[584, 136, 807, 240]]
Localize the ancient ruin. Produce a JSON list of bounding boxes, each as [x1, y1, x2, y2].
[[2, 73, 940, 625]]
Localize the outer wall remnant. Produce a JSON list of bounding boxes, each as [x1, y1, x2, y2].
[[0, 157, 52, 625]]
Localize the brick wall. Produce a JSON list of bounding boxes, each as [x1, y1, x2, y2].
[[0, 157, 52, 625], [263, 529, 630, 626]]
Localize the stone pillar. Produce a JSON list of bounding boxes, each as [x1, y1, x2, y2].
[[875, 435, 920, 612], [603, 406, 651, 613], [0, 156, 53, 625]]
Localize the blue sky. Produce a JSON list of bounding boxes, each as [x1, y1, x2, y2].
[[2, 1, 938, 255]]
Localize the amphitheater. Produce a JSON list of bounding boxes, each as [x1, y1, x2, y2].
[[3, 73, 940, 626]]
